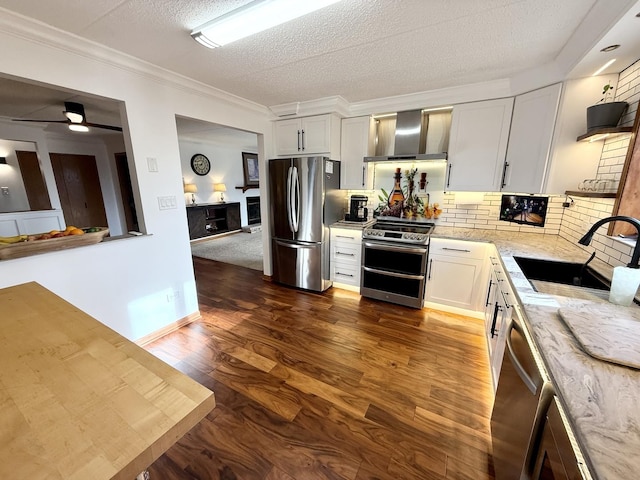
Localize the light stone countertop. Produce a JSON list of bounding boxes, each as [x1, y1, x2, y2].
[[432, 226, 640, 480]]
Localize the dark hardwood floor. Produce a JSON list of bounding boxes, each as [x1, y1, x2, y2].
[[145, 257, 495, 480]]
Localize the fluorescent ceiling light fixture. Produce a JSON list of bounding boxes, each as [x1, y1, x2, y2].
[[593, 58, 616, 76], [68, 124, 89, 132], [191, 0, 343, 48]]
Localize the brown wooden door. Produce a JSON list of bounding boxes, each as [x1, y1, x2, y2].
[[50, 153, 108, 228], [16, 150, 52, 211]]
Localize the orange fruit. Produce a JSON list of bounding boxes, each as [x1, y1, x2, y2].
[[49, 230, 60, 235], [69, 228, 85, 235], [64, 225, 77, 233]]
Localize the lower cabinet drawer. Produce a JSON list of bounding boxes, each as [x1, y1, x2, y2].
[[332, 243, 361, 265], [331, 262, 360, 287]]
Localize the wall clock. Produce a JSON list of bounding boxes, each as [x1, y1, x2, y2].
[[190, 153, 211, 176]]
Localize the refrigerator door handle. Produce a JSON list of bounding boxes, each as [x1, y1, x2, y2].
[[292, 165, 300, 233], [286, 166, 294, 233]]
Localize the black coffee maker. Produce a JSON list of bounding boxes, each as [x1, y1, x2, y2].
[[348, 195, 368, 222]]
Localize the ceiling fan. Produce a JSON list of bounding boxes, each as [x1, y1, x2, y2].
[[12, 101, 122, 132]]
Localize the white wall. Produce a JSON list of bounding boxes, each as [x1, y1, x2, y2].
[[0, 138, 37, 212], [178, 139, 260, 226], [0, 11, 271, 341]]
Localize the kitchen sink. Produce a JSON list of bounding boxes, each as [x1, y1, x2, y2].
[[513, 256, 610, 290]]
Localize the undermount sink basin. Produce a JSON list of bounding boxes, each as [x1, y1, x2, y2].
[[513, 256, 610, 290]]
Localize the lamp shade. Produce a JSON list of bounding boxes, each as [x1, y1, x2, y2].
[[184, 183, 198, 194], [214, 183, 227, 192]]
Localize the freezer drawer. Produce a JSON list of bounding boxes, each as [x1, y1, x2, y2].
[[271, 239, 331, 292]]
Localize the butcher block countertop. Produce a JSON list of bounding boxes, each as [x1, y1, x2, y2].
[[0, 282, 216, 480], [432, 227, 640, 480]]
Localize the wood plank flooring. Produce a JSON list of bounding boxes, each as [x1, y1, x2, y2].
[[145, 257, 495, 480]]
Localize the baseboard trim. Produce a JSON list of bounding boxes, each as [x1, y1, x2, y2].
[[423, 301, 484, 320], [135, 311, 202, 346]]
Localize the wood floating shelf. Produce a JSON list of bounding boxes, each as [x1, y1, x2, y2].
[[576, 126, 633, 142], [565, 190, 617, 199], [236, 185, 259, 193]]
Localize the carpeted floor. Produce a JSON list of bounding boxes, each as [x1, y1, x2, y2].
[[190, 231, 263, 271]]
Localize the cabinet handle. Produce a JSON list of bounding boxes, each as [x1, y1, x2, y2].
[[485, 279, 493, 306], [336, 251, 355, 257], [446, 163, 452, 188], [336, 272, 354, 277], [301, 129, 305, 150], [442, 247, 471, 253], [297, 130, 301, 151], [336, 235, 355, 240], [428, 258, 433, 280], [502, 291, 512, 309], [491, 303, 501, 338], [501, 161, 509, 188], [362, 165, 365, 186]]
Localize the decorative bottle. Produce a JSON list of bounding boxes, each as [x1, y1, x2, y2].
[[388, 168, 405, 206]]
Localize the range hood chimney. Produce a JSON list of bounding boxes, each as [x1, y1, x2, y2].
[[365, 109, 451, 162]]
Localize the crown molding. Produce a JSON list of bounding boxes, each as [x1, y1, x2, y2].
[[269, 96, 350, 119], [0, 8, 270, 117]]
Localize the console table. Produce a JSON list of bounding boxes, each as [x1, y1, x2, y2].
[[187, 202, 241, 240], [0, 282, 216, 480]]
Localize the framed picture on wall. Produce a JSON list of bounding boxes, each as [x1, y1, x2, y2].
[[242, 152, 259, 186]]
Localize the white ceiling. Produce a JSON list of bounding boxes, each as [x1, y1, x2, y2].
[[0, 0, 639, 143]]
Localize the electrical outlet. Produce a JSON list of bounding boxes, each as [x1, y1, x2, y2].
[[1, 187, 9, 196]]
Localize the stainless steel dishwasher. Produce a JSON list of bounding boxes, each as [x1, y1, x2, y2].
[[491, 313, 554, 480]]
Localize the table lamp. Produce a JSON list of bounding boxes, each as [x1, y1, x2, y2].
[[214, 183, 227, 202], [184, 183, 197, 205]]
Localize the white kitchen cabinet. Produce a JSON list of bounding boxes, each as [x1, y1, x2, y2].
[[483, 250, 514, 391], [274, 114, 341, 158], [330, 227, 363, 291], [503, 83, 562, 193], [340, 116, 375, 189], [424, 238, 487, 315], [446, 98, 514, 192]]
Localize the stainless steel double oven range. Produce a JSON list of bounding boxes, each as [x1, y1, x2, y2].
[[361, 218, 434, 308]]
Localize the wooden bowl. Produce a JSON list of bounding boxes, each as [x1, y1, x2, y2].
[[0, 227, 109, 260]]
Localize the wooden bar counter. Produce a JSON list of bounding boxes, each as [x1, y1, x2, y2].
[[0, 282, 215, 479]]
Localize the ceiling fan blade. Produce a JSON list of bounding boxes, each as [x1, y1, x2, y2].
[[12, 118, 68, 123], [85, 122, 123, 132]]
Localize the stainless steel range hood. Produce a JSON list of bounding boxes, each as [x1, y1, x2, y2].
[[364, 109, 451, 162]]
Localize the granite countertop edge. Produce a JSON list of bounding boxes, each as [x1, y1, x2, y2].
[[431, 226, 639, 480]]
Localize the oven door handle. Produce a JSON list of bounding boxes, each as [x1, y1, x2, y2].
[[362, 241, 428, 255], [363, 266, 425, 281]]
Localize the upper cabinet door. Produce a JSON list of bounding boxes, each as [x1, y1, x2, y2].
[[300, 115, 332, 154], [503, 83, 562, 194], [446, 98, 514, 192], [274, 118, 303, 156], [340, 116, 374, 189]]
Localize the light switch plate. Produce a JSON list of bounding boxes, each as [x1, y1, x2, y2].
[[147, 157, 158, 173], [157, 195, 177, 210], [1, 187, 9, 196]]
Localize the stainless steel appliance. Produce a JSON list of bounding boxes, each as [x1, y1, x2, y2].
[[360, 218, 434, 308], [347, 195, 368, 222], [532, 397, 589, 480], [491, 314, 553, 480], [269, 157, 343, 292]]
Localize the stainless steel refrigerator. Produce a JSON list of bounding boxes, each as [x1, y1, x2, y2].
[[269, 157, 344, 292]]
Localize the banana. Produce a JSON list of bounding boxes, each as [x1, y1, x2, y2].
[[0, 235, 28, 244]]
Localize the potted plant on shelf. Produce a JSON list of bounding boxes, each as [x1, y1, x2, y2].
[[586, 83, 628, 131]]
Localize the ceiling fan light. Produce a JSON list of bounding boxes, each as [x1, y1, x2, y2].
[[64, 111, 84, 123], [69, 124, 89, 132], [191, 0, 343, 48]]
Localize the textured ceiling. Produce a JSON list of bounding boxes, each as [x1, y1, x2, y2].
[[0, 0, 632, 108]]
